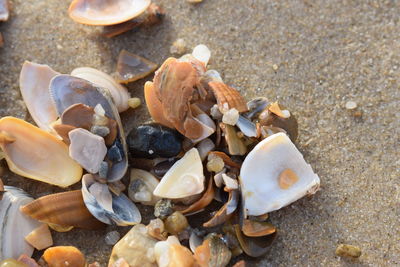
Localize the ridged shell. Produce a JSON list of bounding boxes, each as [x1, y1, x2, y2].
[[0, 117, 83, 187], [68, 0, 151, 26], [20, 190, 104, 230], [208, 82, 248, 113]]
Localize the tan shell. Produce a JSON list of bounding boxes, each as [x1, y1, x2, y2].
[[20, 190, 104, 230], [241, 219, 276, 237], [115, 50, 158, 84], [69, 0, 151, 26], [144, 81, 174, 128], [0, 117, 83, 187], [208, 81, 248, 113]]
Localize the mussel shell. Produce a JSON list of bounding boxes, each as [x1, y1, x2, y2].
[[234, 224, 276, 257], [49, 75, 128, 182], [82, 174, 141, 226]]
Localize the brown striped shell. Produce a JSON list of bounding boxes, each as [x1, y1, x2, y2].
[[208, 82, 248, 113], [20, 190, 104, 230]]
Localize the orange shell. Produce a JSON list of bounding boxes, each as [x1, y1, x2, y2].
[[208, 82, 248, 113], [144, 81, 174, 128], [43, 246, 85, 267]]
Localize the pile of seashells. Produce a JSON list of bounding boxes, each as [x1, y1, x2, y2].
[[0, 45, 320, 267]]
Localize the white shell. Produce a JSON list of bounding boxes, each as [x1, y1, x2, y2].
[[19, 61, 59, 132], [153, 148, 205, 199], [154, 236, 180, 267], [71, 67, 131, 112], [240, 133, 320, 216], [192, 44, 211, 66], [0, 186, 43, 260]]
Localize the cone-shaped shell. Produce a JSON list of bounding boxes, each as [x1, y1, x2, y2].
[[68, 0, 151, 26], [208, 82, 248, 113], [0, 117, 82, 187], [19, 61, 59, 132], [20, 190, 104, 230]]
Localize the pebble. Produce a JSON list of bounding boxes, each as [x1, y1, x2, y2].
[[170, 38, 187, 55], [335, 244, 362, 259], [272, 64, 279, 71], [107, 140, 123, 163], [105, 231, 121, 246], [90, 125, 110, 137], [128, 98, 141, 109], [154, 199, 174, 219], [222, 108, 239, 126], [345, 101, 357, 110], [98, 161, 109, 178]]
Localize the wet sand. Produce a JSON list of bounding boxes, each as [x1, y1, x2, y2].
[[0, 0, 399, 266]]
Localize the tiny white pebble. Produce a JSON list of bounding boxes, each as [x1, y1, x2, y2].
[[149, 149, 154, 154], [345, 101, 357, 110]]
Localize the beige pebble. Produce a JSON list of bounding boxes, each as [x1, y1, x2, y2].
[[272, 64, 279, 71], [336, 244, 362, 259], [128, 98, 141, 109], [345, 101, 357, 110]]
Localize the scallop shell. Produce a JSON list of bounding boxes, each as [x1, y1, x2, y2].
[[0, 186, 43, 260], [0, 117, 83, 187], [20, 190, 104, 230], [68, 0, 151, 26], [49, 75, 128, 182], [71, 67, 130, 112], [239, 133, 320, 216], [82, 174, 141, 226], [19, 61, 59, 132], [208, 82, 248, 113]]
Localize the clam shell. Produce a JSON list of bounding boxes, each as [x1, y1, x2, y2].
[[203, 190, 238, 227], [49, 75, 128, 182], [71, 67, 130, 112], [115, 50, 158, 84], [153, 148, 205, 199], [0, 117, 83, 187], [208, 81, 248, 113], [68, 0, 151, 26], [239, 133, 320, 216], [194, 235, 231, 267], [20, 190, 104, 230], [19, 61, 60, 132], [82, 174, 141, 226], [0, 186, 43, 260]]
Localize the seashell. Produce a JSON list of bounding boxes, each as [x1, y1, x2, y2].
[[153, 159, 177, 178], [153, 148, 204, 199], [20, 190, 104, 230], [244, 97, 269, 120], [129, 168, 161, 205], [127, 123, 183, 159], [241, 219, 276, 237], [239, 133, 320, 216], [259, 103, 298, 142], [202, 70, 223, 84], [52, 124, 76, 145], [232, 260, 246, 267], [0, 259, 27, 267], [71, 67, 130, 112], [196, 138, 215, 161], [115, 50, 158, 84], [144, 81, 175, 129], [19, 61, 60, 132], [177, 176, 214, 215], [220, 123, 247, 156], [194, 235, 231, 267], [236, 115, 258, 137], [0, 0, 9, 21], [208, 81, 248, 113], [49, 75, 128, 181], [109, 224, 158, 267], [102, 19, 142, 38], [43, 246, 86, 267], [192, 44, 211, 67], [189, 232, 203, 253], [189, 104, 216, 143], [234, 224, 276, 257], [68, 0, 151, 26], [147, 218, 167, 241], [17, 255, 40, 267], [47, 223, 74, 233], [24, 224, 53, 250], [0, 117, 83, 187], [203, 190, 238, 227], [168, 244, 195, 267], [0, 186, 43, 260], [82, 174, 141, 226], [208, 151, 242, 169]]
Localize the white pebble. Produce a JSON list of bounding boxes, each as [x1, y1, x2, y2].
[[222, 108, 239, 126], [192, 44, 211, 66], [345, 101, 357, 110]]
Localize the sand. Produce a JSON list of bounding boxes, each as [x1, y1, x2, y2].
[[0, 0, 399, 266]]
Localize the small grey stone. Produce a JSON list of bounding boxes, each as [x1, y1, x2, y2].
[[91, 125, 110, 137], [99, 161, 109, 178]]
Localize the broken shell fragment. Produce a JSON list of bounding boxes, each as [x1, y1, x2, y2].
[[20, 190, 104, 230], [220, 123, 247, 156], [208, 82, 248, 113], [144, 81, 175, 128], [115, 50, 158, 84], [241, 220, 276, 237], [0, 186, 43, 260], [43, 246, 86, 267], [240, 133, 320, 216], [0, 117, 83, 187], [24, 224, 53, 251], [153, 148, 204, 199], [192, 44, 211, 67], [178, 176, 214, 215], [52, 124, 76, 145], [194, 235, 231, 267], [234, 224, 276, 258], [129, 168, 161, 205], [71, 67, 130, 112], [244, 97, 269, 120], [19, 61, 59, 132], [68, 128, 108, 174], [68, 0, 151, 26], [203, 190, 238, 227], [109, 224, 158, 267], [82, 174, 141, 226]]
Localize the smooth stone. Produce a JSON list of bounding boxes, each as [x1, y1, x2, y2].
[[127, 123, 182, 159], [69, 128, 107, 173], [91, 125, 110, 137]]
